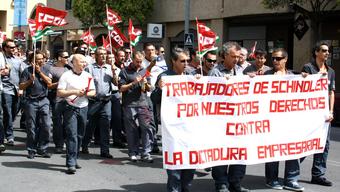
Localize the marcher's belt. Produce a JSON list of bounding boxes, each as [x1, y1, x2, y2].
[[27, 96, 46, 101], [91, 96, 111, 102]]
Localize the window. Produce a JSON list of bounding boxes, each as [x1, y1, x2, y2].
[[65, 0, 72, 10]]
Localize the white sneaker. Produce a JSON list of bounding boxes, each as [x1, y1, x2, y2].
[[130, 155, 137, 162]]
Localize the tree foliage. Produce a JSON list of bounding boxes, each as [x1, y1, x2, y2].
[[72, 0, 154, 28], [262, 0, 339, 13], [261, 0, 340, 41]]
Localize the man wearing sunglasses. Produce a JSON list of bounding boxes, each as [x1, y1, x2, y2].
[[263, 48, 304, 191], [301, 41, 335, 187], [1, 39, 25, 146], [48, 50, 71, 154], [193, 51, 217, 76]]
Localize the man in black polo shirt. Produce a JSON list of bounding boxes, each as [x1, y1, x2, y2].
[[119, 51, 154, 162], [301, 41, 335, 187], [19, 50, 52, 159]]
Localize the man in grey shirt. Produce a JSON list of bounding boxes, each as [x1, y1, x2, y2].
[[1, 39, 25, 145], [208, 42, 249, 192]]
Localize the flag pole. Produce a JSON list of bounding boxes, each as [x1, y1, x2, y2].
[[129, 19, 133, 61], [32, 40, 37, 85], [106, 4, 114, 56], [88, 26, 92, 55], [196, 17, 203, 76]]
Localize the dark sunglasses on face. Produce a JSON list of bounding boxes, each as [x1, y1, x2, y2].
[[7, 46, 16, 49], [206, 58, 217, 63], [320, 49, 329, 53], [180, 59, 190, 63], [62, 56, 69, 59], [271, 57, 285, 61]]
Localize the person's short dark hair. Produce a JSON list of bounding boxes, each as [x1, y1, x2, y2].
[[143, 42, 155, 50], [156, 44, 165, 51], [255, 49, 267, 57], [312, 41, 329, 58], [57, 50, 68, 58], [272, 48, 288, 58], [75, 47, 86, 55], [203, 50, 217, 59], [2, 38, 15, 49]]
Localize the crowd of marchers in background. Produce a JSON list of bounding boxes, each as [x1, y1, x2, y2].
[[0, 39, 335, 192]]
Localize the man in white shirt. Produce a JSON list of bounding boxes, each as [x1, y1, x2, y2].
[[57, 54, 96, 174]]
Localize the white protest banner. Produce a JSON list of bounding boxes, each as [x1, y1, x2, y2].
[[161, 74, 330, 170]]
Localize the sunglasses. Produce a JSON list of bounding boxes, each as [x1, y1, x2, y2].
[[180, 59, 190, 63], [271, 57, 285, 61], [320, 49, 329, 53], [62, 56, 69, 59], [206, 58, 217, 63], [7, 46, 16, 49]]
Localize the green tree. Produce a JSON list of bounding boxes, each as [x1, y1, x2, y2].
[[72, 0, 154, 28], [261, 0, 340, 42]]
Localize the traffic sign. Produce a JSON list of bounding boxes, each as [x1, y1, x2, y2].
[[184, 33, 194, 46]]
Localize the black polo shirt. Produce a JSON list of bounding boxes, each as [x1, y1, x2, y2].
[[20, 65, 51, 99], [302, 60, 335, 91], [119, 65, 150, 107]]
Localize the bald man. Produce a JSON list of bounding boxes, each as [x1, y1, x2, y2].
[[57, 54, 96, 174]]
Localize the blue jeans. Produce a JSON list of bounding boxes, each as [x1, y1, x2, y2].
[[111, 93, 124, 143], [167, 169, 195, 192], [25, 97, 51, 153], [123, 106, 154, 156], [2, 93, 19, 140], [311, 124, 331, 177], [83, 100, 111, 154], [0, 91, 4, 144], [265, 159, 300, 183], [212, 164, 246, 188], [52, 100, 66, 148], [300, 124, 331, 178], [64, 104, 88, 167]]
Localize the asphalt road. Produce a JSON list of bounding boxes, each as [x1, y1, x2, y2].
[[0, 116, 339, 192]]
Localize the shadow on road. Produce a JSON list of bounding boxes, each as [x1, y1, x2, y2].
[[2, 161, 65, 172]]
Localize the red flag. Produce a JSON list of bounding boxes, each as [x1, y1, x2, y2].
[[81, 30, 97, 49], [102, 35, 112, 52], [128, 19, 142, 46], [106, 8, 122, 26], [35, 5, 67, 31], [196, 19, 219, 53], [0, 30, 7, 44], [28, 19, 37, 37], [108, 25, 128, 48], [248, 41, 257, 59]]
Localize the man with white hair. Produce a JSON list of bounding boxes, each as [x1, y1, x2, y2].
[[235, 47, 251, 75]]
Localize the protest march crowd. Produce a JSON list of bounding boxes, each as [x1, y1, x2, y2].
[[0, 4, 336, 192]]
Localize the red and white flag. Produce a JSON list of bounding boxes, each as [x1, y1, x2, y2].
[[128, 19, 142, 46], [106, 7, 122, 27], [81, 30, 97, 50], [35, 5, 67, 31], [102, 35, 112, 52], [108, 25, 128, 48], [0, 30, 7, 44], [196, 18, 219, 55], [28, 19, 37, 37], [248, 41, 257, 59]]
